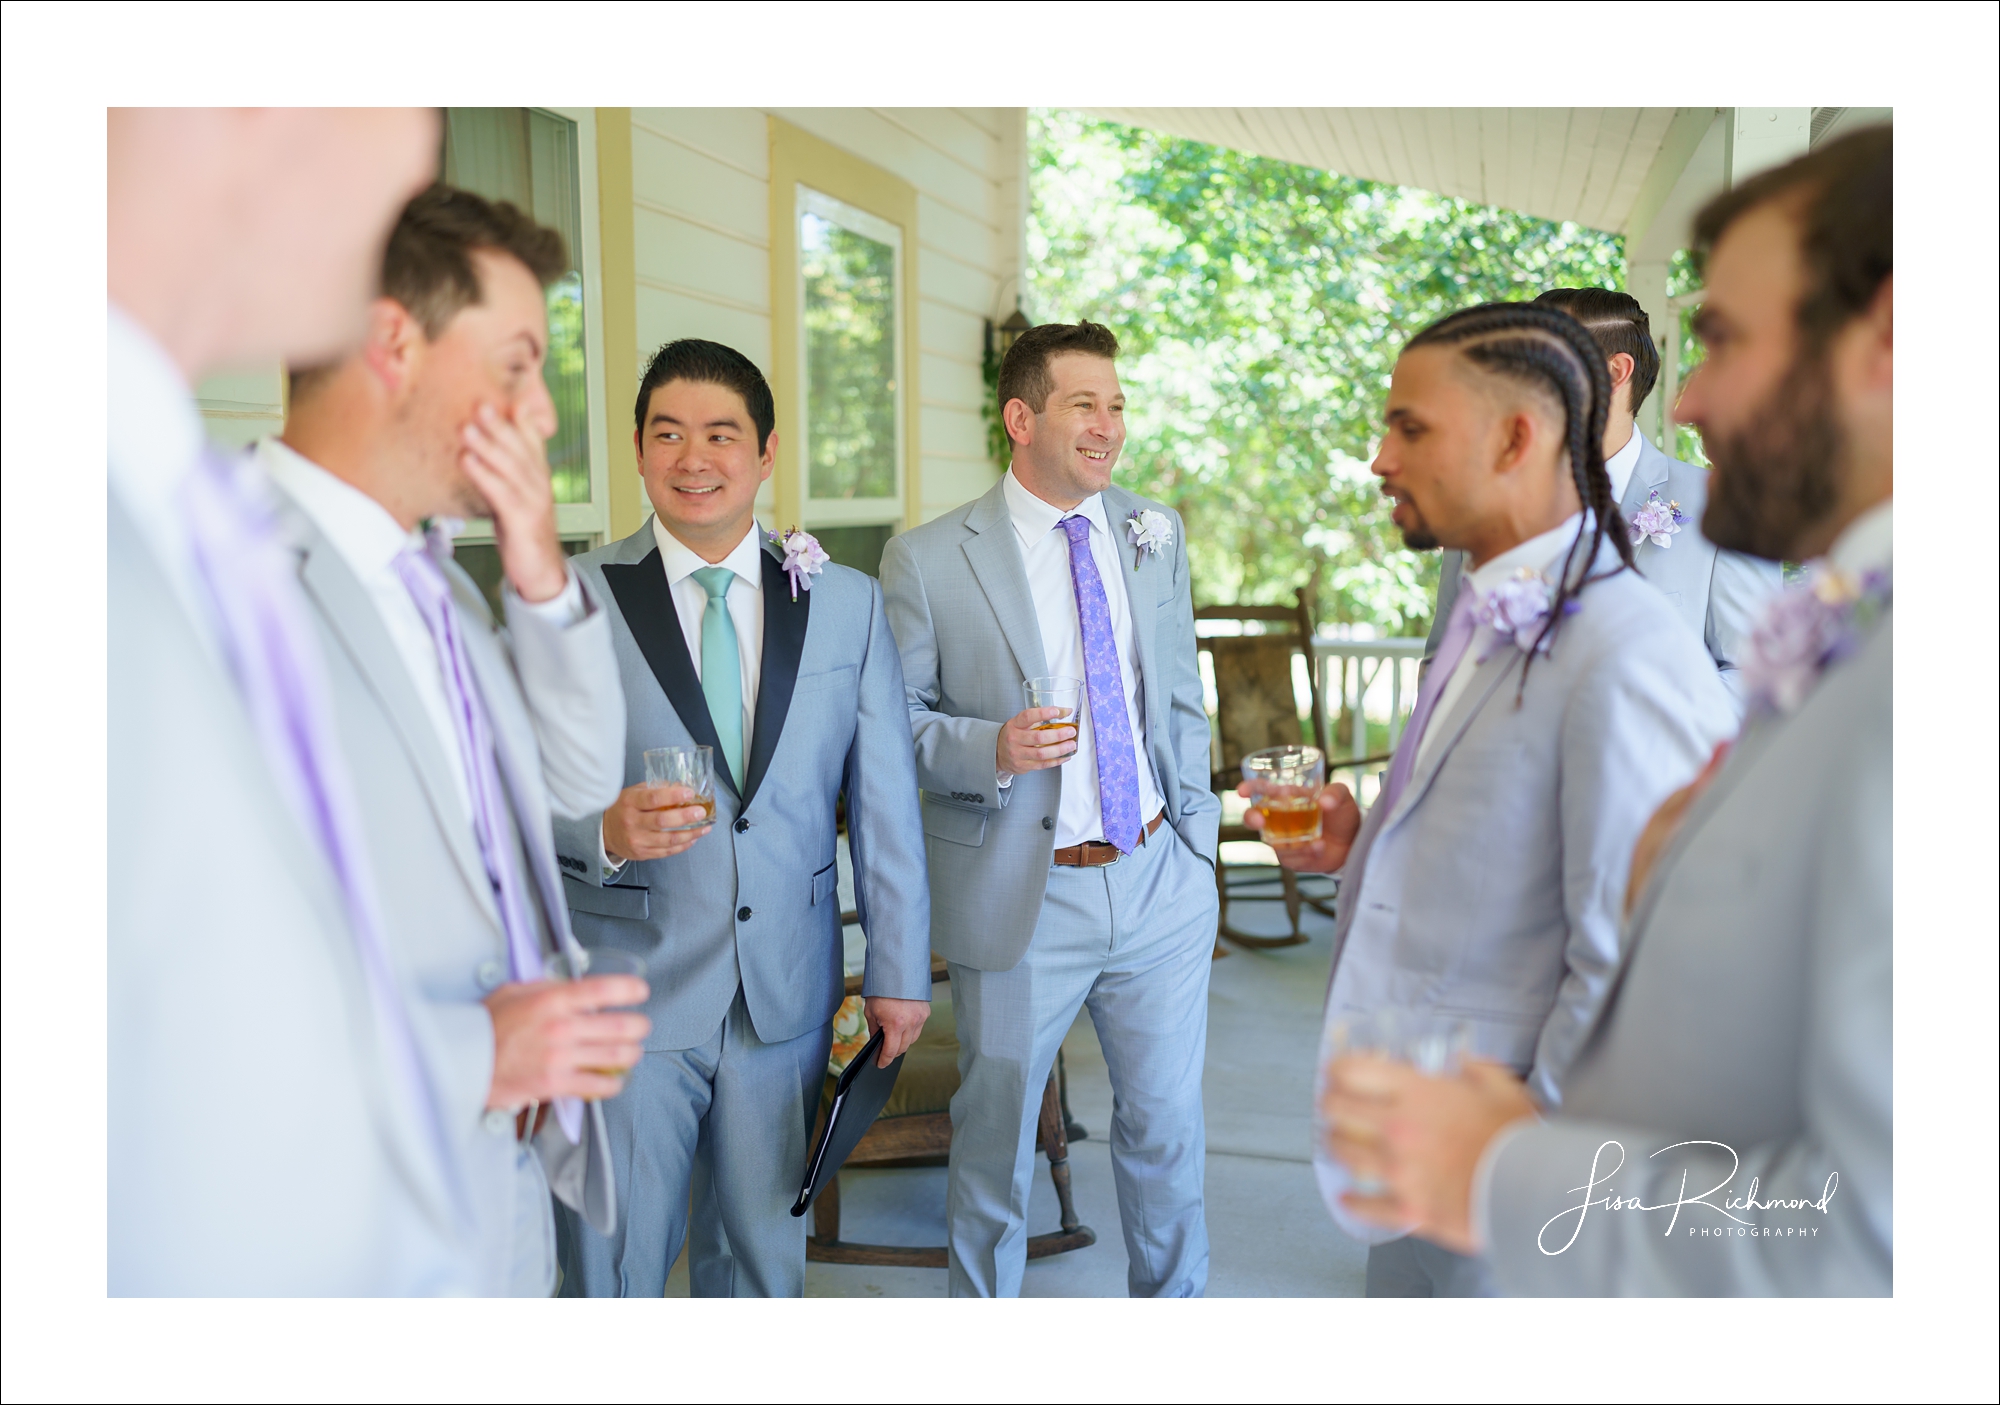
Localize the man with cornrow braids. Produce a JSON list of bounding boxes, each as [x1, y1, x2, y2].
[[1426, 288, 1781, 705], [1246, 302, 1735, 1295]]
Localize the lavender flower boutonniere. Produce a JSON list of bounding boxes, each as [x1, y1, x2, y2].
[[1471, 567, 1577, 660], [1741, 565, 1892, 715], [1629, 489, 1688, 549], [767, 526, 829, 601]]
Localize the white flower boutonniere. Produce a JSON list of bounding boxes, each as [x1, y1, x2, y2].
[[767, 526, 829, 601], [1629, 489, 1689, 549], [1127, 508, 1173, 567]]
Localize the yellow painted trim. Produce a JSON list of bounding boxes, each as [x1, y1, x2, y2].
[[596, 108, 646, 542], [767, 116, 922, 536]]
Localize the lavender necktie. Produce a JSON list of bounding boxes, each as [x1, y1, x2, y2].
[[1377, 585, 1479, 816], [1061, 514, 1143, 853], [395, 536, 583, 1143], [177, 449, 457, 1190]]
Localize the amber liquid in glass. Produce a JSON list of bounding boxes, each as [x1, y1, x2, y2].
[[1031, 712, 1075, 731], [1258, 794, 1322, 843]]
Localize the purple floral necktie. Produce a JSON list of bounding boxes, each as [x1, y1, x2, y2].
[[1061, 514, 1142, 852], [177, 449, 458, 1190], [1377, 585, 1479, 816], [396, 536, 583, 1144]]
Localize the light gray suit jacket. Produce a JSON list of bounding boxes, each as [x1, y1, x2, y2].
[[1429, 437, 1781, 700], [1328, 537, 1737, 1106], [554, 522, 931, 1051], [879, 478, 1221, 972], [110, 489, 470, 1295], [1482, 612, 1891, 1296], [275, 485, 627, 1285]]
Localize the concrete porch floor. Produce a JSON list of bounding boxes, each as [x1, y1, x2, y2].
[[663, 853, 1367, 1298]]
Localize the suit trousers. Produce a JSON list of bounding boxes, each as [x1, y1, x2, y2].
[[558, 987, 831, 1297], [946, 826, 1217, 1297], [1365, 1235, 1499, 1297]]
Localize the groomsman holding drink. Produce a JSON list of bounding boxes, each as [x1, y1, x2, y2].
[[266, 186, 638, 1295], [1253, 302, 1735, 1296], [882, 321, 1221, 1298], [553, 339, 931, 1298]]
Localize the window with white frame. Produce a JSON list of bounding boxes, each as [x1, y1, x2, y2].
[[798, 187, 904, 576]]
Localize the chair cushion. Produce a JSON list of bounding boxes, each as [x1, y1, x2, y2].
[[821, 990, 960, 1119]]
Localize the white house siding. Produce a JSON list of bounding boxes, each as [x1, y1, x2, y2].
[[626, 107, 1025, 526]]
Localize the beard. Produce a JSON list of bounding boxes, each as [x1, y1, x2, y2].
[[1382, 484, 1441, 551], [1700, 348, 1844, 562]]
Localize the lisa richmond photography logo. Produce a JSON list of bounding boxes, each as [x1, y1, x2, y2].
[[1539, 1141, 1840, 1256]]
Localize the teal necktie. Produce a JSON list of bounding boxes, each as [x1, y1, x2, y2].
[[692, 566, 745, 789]]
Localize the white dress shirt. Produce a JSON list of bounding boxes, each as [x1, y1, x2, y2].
[[997, 469, 1165, 848], [108, 305, 212, 657], [261, 437, 586, 825], [1416, 512, 1586, 771], [1604, 426, 1644, 506], [601, 516, 766, 875]]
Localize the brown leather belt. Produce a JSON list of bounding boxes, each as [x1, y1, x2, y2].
[[1052, 810, 1166, 867]]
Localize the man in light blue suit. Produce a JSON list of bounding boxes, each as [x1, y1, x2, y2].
[[554, 340, 932, 1297], [1322, 127, 1895, 1297], [107, 108, 477, 1295], [1256, 302, 1735, 1296], [269, 187, 643, 1295], [881, 321, 1222, 1297], [1426, 288, 1780, 703]]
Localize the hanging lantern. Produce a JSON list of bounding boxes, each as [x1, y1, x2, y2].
[[985, 306, 1033, 365]]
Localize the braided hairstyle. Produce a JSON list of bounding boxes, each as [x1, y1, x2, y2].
[[1403, 301, 1633, 688]]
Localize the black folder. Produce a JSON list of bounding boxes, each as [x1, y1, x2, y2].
[[792, 1027, 905, 1217]]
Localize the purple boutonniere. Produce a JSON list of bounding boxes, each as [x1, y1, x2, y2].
[[1629, 489, 1689, 549], [1741, 565, 1891, 715], [767, 525, 829, 601], [1471, 567, 1577, 661]]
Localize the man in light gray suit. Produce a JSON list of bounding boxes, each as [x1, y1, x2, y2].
[[1321, 128, 1893, 1296], [881, 321, 1222, 1297], [1425, 289, 1780, 704], [554, 339, 932, 1297], [107, 109, 477, 1295], [1254, 302, 1735, 1296], [268, 187, 641, 1295]]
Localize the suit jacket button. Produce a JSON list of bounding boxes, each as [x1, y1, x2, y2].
[[734, 817, 749, 834], [737, 906, 752, 922], [1042, 816, 1054, 830], [476, 959, 504, 991], [482, 1110, 512, 1135], [974, 793, 986, 803]]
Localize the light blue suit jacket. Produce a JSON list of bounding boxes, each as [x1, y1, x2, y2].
[[276, 482, 628, 1282], [1482, 610, 1891, 1295], [879, 478, 1221, 973], [110, 489, 471, 1295], [553, 522, 931, 1050], [1328, 535, 1737, 1107], [1429, 436, 1782, 701]]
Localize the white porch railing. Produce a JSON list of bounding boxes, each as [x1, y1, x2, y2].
[[1311, 635, 1426, 805]]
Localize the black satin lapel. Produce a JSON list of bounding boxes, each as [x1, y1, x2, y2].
[[601, 549, 737, 799], [742, 547, 810, 812]]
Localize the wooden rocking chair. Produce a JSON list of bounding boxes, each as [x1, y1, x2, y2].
[[1196, 590, 1339, 950], [805, 964, 1096, 1269]]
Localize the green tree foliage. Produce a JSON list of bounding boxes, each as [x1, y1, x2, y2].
[[544, 271, 591, 505], [802, 213, 897, 500], [1028, 111, 1630, 635]]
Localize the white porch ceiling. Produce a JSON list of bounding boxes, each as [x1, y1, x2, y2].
[[1082, 108, 1689, 235]]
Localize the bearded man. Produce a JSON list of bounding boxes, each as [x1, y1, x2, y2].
[[1321, 126, 1894, 1297]]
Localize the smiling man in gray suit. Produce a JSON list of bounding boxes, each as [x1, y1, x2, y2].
[[1322, 128, 1893, 1296], [1255, 302, 1736, 1297], [1426, 289, 1780, 704], [881, 321, 1222, 1297], [553, 339, 931, 1298], [268, 187, 642, 1295]]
